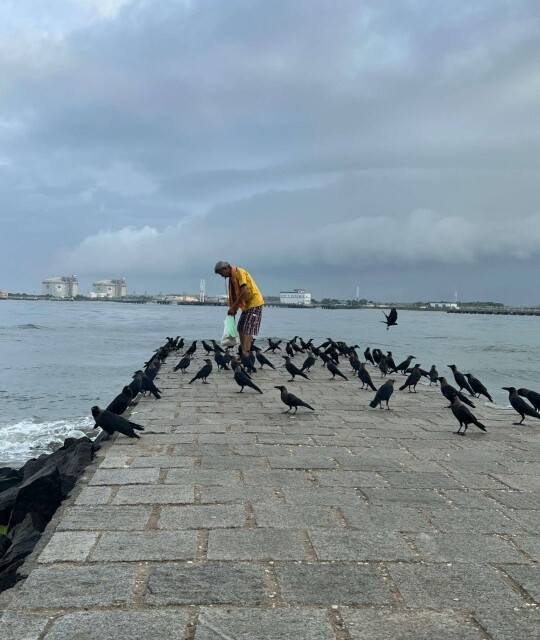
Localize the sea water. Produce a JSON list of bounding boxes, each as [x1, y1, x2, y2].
[[1, 300, 539, 466]]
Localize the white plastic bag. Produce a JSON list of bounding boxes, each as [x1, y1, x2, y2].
[[221, 315, 238, 347]]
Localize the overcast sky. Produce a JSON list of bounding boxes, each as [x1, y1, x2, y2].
[[1, 0, 540, 303]]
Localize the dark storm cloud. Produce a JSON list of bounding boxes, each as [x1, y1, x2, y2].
[[1, 0, 540, 301]]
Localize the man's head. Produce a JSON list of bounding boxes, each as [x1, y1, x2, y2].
[[214, 260, 231, 277]]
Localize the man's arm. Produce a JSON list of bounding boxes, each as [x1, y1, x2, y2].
[[229, 285, 247, 315]]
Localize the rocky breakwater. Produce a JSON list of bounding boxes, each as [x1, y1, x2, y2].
[[0, 435, 102, 592]]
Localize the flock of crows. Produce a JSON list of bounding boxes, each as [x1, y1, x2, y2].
[[91, 315, 540, 440]]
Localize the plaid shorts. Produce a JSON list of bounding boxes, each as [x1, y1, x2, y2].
[[237, 305, 263, 336]]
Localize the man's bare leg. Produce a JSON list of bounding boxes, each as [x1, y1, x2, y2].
[[239, 331, 252, 358]]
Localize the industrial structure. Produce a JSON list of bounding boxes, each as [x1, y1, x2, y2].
[[279, 289, 312, 306], [90, 278, 127, 298], [41, 276, 78, 298]]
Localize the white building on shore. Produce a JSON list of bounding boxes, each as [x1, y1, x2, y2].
[[428, 301, 459, 309], [90, 278, 127, 298], [280, 289, 312, 306], [42, 276, 78, 298]]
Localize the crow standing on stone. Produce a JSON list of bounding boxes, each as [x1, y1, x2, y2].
[[381, 307, 398, 329], [448, 365, 475, 396], [282, 356, 310, 381], [214, 351, 230, 370], [364, 347, 375, 365], [358, 362, 377, 391], [437, 377, 475, 408], [450, 396, 487, 436], [327, 361, 348, 381], [92, 406, 145, 439], [184, 341, 197, 358], [265, 339, 282, 353], [133, 370, 162, 399], [369, 379, 395, 409], [392, 355, 415, 374], [189, 359, 213, 384], [378, 354, 389, 378], [106, 386, 134, 416], [399, 364, 423, 392], [465, 373, 493, 402], [274, 386, 314, 413], [233, 362, 263, 393], [202, 340, 214, 354], [428, 365, 439, 385], [517, 388, 540, 412], [502, 387, 540, 425], [174, 356, 191, 373], [256, 351, 276, 370]]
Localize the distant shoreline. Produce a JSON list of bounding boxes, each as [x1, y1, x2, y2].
[[2, 297, 540, 315]]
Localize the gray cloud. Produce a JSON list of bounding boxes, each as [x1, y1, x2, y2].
[[1, 0, 540, 301]]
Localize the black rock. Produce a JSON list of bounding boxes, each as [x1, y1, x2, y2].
[[0, 467, 23, 493]]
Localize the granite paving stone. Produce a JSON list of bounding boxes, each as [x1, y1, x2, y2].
[[340, 609, 484, 640], [145, 563, 266, 605], [488, 490, 540, 509], [473, 608, 540, 640], [90, 530, 197, 561], [38, 531, 98, 563], [195, 608, 335, 640], [207, 529, 307, 560], [421, 507, 525, 533], [158, 504, 246, 528], [493, 473, 540, 491], [0, 613, 50, 640], [500, 564, 540, 602], [130, 455, 195, 468], [442, 490, 499, 509], [313, 470, 387, 487], [57, 505, 152, 530], [499, 507, 540, 533], [281, 486, 364, 506], [113, 484, 194, 504], [362, 488, 449, 507], [164, 468, 239, 485], [275, 562, 392, 605], [89, 468, 160, 485], [252, 503, 339, 528], [74, 486, 113, 505], [241, 469, 313, 487], [388, 563, 525, 610], [410, 532, 525, 563], [342, 505, 434, 532], [511, 535, 540, 561], [12, 565, 138, 609], [44, 611, 189, 640], [200, 485, 278, 504], [267, 454, 337, 469], [309, 529, 416, 561]]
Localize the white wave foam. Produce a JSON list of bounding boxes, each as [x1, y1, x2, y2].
[[0, 416, 95, 466]]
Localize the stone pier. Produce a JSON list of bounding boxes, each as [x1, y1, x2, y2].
[[1, 352, 539, 639]]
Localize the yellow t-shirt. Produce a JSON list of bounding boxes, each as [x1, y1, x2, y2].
[[235, 268, 264, 309]]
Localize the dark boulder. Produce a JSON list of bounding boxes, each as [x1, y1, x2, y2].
[[0, 534, 10, 557], [0, 467, 23, 493], [0, 486, 19, 525], [0, 435, 100, 593]]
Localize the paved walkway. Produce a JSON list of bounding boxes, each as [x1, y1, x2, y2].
[[1, 351, 539, 639]]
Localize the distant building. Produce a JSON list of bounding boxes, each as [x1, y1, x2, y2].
[[42, 276, 78, 298], [280, 289, 312, 306], [428, 302, 459, 309], [91, 278, 127, 298], [0, 290, 8, 300]]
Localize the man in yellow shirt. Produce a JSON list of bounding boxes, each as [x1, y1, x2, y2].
[[214, 261, 264, 358]]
